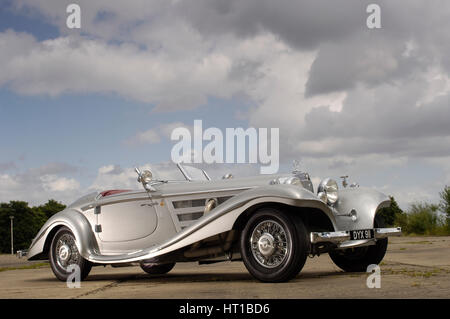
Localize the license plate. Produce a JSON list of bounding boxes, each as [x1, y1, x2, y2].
[[350, 229, 374, 240]]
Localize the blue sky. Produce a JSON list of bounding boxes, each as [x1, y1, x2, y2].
[[0, 1, 449, 209], [0, 1, 58, 40], [0, 88, 252, 186]]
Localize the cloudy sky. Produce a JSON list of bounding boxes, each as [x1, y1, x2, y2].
[[0, 0, 449, 209]]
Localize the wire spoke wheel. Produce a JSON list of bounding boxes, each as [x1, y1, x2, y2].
[[49, 227, 92, 281], [55, 234, 81, 270], [240, 208, 309, 282], [250, 220, 289, 268]]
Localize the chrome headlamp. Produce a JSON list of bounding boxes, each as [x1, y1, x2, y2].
[[317, 178, 339, 205], [138, 169, 153, 184]]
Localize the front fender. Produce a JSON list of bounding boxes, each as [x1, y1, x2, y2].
[[27, 209, 99, 261], [333, 187, 390, 231]]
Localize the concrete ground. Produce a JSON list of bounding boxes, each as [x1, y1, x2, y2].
[[1, 236, 449, 299]]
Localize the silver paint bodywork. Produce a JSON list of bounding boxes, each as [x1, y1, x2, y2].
[[27, 167, 401, 265]]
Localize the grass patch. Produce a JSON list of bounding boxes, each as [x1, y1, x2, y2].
[[0, 262, 49, 272], [390, 234, 450, 240], [402, 240, 433, 245]]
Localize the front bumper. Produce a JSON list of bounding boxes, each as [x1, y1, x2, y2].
[[310, 227, 402, 248]]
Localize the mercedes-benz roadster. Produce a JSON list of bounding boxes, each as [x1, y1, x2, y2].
[[24, 164, 401, 282]]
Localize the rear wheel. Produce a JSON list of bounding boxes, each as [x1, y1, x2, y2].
[[329, 215, 388, 272], [49, 226, 92, 281], [140, 262, 176, 275], [240, 208, 309, 282]]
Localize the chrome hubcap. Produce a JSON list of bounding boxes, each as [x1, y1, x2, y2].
[[58, 245, 71, 262], [250, 220, 289, 268], [55, 234, 80, 269], [258, 233, 276, 257]]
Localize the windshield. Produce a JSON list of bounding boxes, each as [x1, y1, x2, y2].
[[177, 164, 210, 181], [137, 163, 210, 182]]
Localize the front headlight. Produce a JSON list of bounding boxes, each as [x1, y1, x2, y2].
[[317, 178, 339, 205]]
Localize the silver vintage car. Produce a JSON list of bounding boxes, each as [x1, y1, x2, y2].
[[25, 163, 401, 282]]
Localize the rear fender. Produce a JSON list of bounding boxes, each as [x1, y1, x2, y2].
[[27, 209, 99, 261]]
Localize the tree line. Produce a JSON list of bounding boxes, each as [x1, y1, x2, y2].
[[0, 200, 65, 254], [378, 186, 450, 235], [0, 186, 449, 254]]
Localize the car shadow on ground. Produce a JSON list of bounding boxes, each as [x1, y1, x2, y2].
[[26, 269, 353, 284]]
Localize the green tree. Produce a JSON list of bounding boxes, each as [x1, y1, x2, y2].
[[34, 199, 66, 220], [439, 185, 450, 218], [377, 196, 403, 226], [405, 202, 440, 235], [394, 209, 408, 232], [438, 185, 450, 233], [0, 201, 47, 254]]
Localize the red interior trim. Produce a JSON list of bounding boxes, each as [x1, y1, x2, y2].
[[100, 189, 132, 197]]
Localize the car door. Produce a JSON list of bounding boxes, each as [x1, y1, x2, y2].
[[97, 198, 158, 242]]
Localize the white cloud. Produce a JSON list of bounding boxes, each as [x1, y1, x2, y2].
[[415, 67, 450, 107], [125, 121, 191, 145], [378, 184, 441, 210], [89, 165, 137, 191], [159, 122, 192, 138], [88, 162, 189, 191], [0, 174, 20, 190], [0, 170, 82, 206], [0, 30, 238, 111], [40, 174, 80, 192]]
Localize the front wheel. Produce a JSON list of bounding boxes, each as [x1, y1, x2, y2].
[[240, 208, 309, 282], [49, 226, 92, 281], [329, 215, 388, 272]]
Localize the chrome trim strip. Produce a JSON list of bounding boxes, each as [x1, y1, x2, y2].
[[310, 227, 402, 245], [94, 193, 152, 207], [310, 231, 350, 244], [374, 227, 402, 238], [161, 187, 252, 197], [28, 225, 49, 250]]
